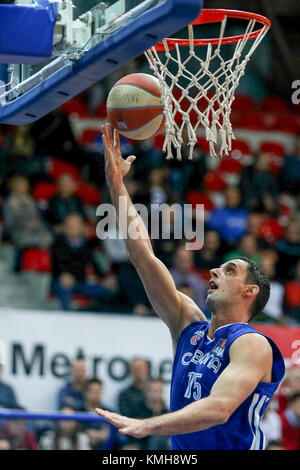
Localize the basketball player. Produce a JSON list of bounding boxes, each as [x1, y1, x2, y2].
[[95, 124, 285, 450]]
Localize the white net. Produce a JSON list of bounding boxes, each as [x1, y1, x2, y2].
[[144, 14, 270, 160]]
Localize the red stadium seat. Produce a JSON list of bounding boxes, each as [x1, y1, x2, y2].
[[94, 100, 107, 118], [33, 182, 57, 201], [218, 156, 243, 174], [258, 142, 285, 175], [230, 139, 252, 156], [204, 171, 226, 192], [49, 158, 81, 182], [186, 190, 215, 211], [22, 249, 52, 273], [237, 111, 267, 130], [196, 136, 210, 154], [261, 96, 290, 113], [79, 129, 100, 145], [76, 183, 101, 205], [60, 97, 90, 118], [259, 218, 284, 245], [153, 134, 165, 150], [231, 94, 257, 112], [273, 114, 299, 134], [259, 141, 286, 156]]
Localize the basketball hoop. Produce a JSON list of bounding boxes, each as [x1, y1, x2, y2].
[[144, 9, 271, 160]]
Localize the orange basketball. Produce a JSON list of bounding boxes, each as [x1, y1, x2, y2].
[[106, 73, 165, 140]]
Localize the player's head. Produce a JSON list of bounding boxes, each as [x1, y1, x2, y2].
[[206, 257, 270, 322]]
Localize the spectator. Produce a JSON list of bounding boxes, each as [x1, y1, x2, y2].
[[46, 173, 87, 232], [258, 251, 285, 323], [3, 175, 52, 249], [3, 125, 47, 186], [116, 260, 152, 314], [152, 204, 183, 268], [2, 407, 38, 450], [260, 399, 282, 448], [223, 234, 261, 265], [239, 151, 278, 214], [50, 213, 115, 311], [170, 246, 207, 310], [83, 378, 114, 450], [276, 221, 300, 281], [278, 393, 300, 450], [284, 259, 300, 322], [141, 378, 171, 450], [246, 212, 263, 239], [0, 436, 11, 450], [118, 358, 150, 419], [57, 358, 88, 411], [0, 365, 19, 409], [280, 135, 300, 194], [39, 405, 91, 450], [148, 167, 168, 206], [246, 212, 270, 250], [194, 230, 223, 275], [30, 110, 91, 168], [207, 186, 248, 246], [277, 367, 300, 413]]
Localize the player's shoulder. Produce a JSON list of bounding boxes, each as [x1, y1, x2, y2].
[[229, 331, 273, 362], [219, 323, 272, 355]]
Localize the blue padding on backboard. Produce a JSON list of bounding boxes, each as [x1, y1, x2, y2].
[[0, 3, 58, 64], [0, 0, 203, 125]]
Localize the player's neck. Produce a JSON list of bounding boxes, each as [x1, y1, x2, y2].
[[207, 312, 248, 340]]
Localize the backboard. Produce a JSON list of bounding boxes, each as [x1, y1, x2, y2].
[[0, 0, 203, 125]]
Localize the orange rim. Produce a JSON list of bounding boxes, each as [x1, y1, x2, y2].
[[154, 9, 271, 50]]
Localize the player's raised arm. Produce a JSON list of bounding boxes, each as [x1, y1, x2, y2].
[[101, 123, 206, 344]]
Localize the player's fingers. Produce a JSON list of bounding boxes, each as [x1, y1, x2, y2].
[[106, 122, 113, 142], [95, 408, 107, 418], [118, 427, 131, 435], [126, 155, 136, 165], [101, 125, 109, 143], [102, 136, 116, 167], [113, 128, 120, 149], [95, 408, 124, 426]]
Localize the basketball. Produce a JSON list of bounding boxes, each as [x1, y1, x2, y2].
[[106, 73, 165, 140]]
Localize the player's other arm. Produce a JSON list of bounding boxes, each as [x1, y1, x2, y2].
[[101, 124, 206, 342], [96, 333, 273, 437]]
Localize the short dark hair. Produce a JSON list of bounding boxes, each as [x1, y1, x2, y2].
[[87, 378, 103, 387], [232, 257, 270, 322]]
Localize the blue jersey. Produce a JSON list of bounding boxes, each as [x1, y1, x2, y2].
[[170, 321, 285, 450]]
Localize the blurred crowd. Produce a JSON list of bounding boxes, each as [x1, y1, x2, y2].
[[0, 358, 170, 450], [0, 80, 300, 322], [0, 358, 300, 450]]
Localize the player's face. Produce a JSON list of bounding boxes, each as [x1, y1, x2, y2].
[[206, 259, 249, 311]]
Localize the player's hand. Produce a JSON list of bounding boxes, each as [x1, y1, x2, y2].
[[101, 123, 136, 184], [95, 408, 151, 438]]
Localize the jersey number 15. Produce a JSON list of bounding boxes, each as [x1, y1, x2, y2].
[[184, 372, 203, 400]]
